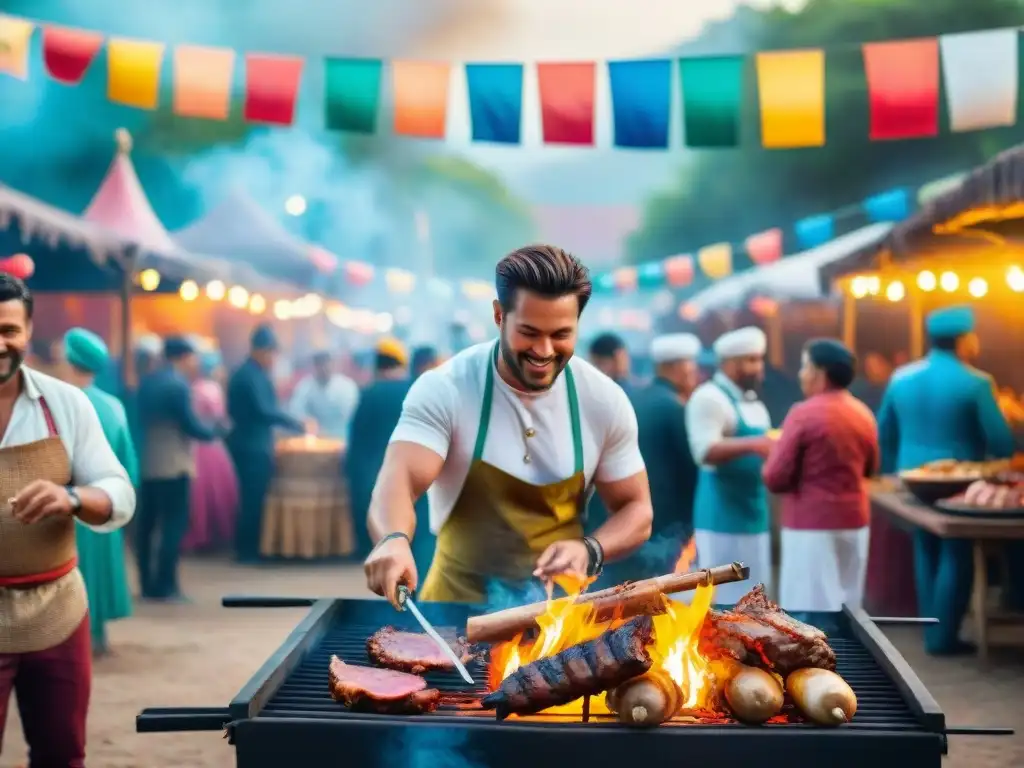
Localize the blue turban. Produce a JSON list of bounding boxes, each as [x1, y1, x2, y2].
[[163, 335, 195, 361], [63, 328, 109, 374], [926, 305, 975, 339], [200, 350, 222, 377], [251, 324, 278, 351]]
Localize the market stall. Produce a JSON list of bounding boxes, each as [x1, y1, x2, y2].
[[259, 434, 354, 560]]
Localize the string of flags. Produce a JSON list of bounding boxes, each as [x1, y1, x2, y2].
[[594, 171, 967, 294], [1, 14, 1021, 148]]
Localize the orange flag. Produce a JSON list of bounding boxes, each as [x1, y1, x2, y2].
[[173, 45, 235, 120], [392, 61, 450, 138], [0, 15, 34, 80], [107, 38, 165, 109]]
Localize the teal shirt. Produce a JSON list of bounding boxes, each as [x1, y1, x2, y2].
[[83, 384, 140, 486], [879, 350, 1014, 473]]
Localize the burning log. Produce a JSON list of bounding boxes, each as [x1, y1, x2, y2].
[[466, 562, 749, 645]]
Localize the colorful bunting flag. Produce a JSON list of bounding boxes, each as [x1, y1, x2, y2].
[[663, 255, 694, 287], [697, 242, 732, 279], [536, 62, 596, 146], [863, 188, 910, 223], [173, 45, 235, 120], [637, 261, 664, 289], [243, 53, 304, 126], [745, 228, 784, 265], [862, 39, 940, 140], [107, 38, 164, 109], [324, 58, 382, 133], [940, 29, 1018, 132], [0, 15, 34, 80], [755, 50, 825, 148], [679, 56, 743, 148], [613, 267, 638, 292], [608, 59, 672, 149], [794, 214, 835, 249], [465, 63, 524, 144], [42, 26, 103, 85], [391, 61, 449, 138]]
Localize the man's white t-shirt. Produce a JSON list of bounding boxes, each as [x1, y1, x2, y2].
[[390, 342, 645, 534]]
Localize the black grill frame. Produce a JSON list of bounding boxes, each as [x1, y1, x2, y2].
[[138, 598, 950, 768]]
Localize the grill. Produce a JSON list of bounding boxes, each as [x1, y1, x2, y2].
[[138, 596, 1012, 768]]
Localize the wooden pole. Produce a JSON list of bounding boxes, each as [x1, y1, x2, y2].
[[120, 247, 137, 392], [465, 562, 750, 645], [841, 291, 857, 350]]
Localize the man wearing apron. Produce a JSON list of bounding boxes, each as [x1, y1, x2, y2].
[[364, 245, 653, 606], [0, 275, 136, 766], [685, 327, 775, 605]]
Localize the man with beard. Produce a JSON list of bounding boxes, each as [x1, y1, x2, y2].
[[879, 306, 1015, 654], [686, 327, 776, 605], [0, 276, 136, 766], [364, 245, 653, 606]]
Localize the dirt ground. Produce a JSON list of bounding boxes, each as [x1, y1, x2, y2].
[[1, 556, 1022, 768]]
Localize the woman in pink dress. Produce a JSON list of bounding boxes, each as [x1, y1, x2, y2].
[[182, 351, 239, 552]]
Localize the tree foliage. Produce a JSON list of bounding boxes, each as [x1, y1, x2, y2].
[[627, 0, 1024, 265]]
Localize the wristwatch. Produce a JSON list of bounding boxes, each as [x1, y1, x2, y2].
[[582, 536, 605, 578], [65, 486, 82, 514]]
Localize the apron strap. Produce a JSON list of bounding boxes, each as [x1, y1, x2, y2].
[[472, 341, 585, 474], [712, 380, 749, 430], [38, 396, 59, 438]]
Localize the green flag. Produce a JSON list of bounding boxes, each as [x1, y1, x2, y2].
[[324, 58, 382, 133], [679, 56, 744, 148]]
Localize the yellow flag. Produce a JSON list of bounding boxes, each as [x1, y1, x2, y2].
[[698, 242, 733, 280], [756, 49, 826, 148], [107, 38, 165, 110], [0, 15, 34, 80]]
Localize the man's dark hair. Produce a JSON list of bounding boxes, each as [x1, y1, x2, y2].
[[375, 352, 404, 372], [930, 335, 959, 352], [589, 332, 626, 359], [0, 273, 33, 320], [411, 346, 437, 371], [495, 245, 592, 315], [806, 338, 856, 390]]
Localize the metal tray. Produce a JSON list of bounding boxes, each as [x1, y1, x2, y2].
[[934, 499, 1024, 520]]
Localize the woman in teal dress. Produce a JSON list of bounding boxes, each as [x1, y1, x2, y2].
[[63, 328, 138, 655]]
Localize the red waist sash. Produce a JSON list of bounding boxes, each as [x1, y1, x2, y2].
[[0, 557, 78, 588]]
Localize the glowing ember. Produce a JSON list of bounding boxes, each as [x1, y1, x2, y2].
[[488, 538, 734, 718]]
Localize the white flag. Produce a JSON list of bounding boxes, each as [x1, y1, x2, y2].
[[940, 28, 1019, 132]]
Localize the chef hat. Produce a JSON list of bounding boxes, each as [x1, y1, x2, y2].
[[376, 337, 408, 366], [926, 305, 974, 339], [63, 328, 109, 374], [134, 333, 162, 356], [713, 326, 767, 360], [650, 333, 702, 364]]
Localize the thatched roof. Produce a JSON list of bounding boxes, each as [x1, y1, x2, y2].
[[819, 143, 1024, 288]]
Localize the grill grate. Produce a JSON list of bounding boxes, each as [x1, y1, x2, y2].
[[261, 615, 923, 731]]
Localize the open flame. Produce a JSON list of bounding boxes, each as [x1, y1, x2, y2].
[[488, 537, 731, 718]]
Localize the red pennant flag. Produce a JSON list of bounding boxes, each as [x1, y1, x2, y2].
[[745, 228, 783, 265], [344, 260, 374, 286], [537, 62, 596, 145], [663, 255, 694, 287], [863, 39, 940, 140], [43, 26, 103, 85], [244, 54, 304, 126]]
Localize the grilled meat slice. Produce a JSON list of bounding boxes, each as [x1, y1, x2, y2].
[[481, 616, 655, 720], [328, 655, 441, 715], [367, 626, 473, 675], [698, 585, 836, 676]]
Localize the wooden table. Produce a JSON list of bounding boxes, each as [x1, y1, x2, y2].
[[871, 490, 1024, 663]]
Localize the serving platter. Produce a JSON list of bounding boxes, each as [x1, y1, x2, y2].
[[934, 498, 1024, 520]]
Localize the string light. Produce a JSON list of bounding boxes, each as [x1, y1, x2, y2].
[[885, 281, 905, 302], [227, 285, 249, 309], [206, 280, 226, 301], [939, 271, 959, 292], [916, 270, 937, 291], [866, 276, 881, 295], [273, 300, 292, 320], [967, 277, 988, 298], [179, 280, 199, 301], [138, 269, 160, 292], [249, 294, 266, 314], [1008, 266, 1024, 292], [850, 276, 869, 298], [285, 195, 307, 216]]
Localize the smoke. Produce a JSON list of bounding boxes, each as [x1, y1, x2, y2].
[[380, 725, 486, 768]]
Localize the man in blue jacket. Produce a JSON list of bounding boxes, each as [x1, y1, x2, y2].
[[227, 325, 305, 562], [879, 305, 1014, 654]]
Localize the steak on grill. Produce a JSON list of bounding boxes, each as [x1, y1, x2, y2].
[[481, 615, 655, 720], [328, 655, 441, 715], [366, 626, 473, 675], [698, 585, 836, 676]]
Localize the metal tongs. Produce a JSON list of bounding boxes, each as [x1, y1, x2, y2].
[[397, 585, 475, 685]]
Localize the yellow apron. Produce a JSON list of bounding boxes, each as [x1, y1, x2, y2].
[[419, 343, 587, 603]]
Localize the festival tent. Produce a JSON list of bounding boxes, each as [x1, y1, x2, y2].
[[173, 189, 338, 290]]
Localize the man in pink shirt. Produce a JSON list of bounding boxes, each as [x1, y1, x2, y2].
[[763, 339, 879, 615]]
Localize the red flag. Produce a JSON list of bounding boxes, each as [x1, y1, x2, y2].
[[537, 62, 596, 145], [43, 26, 103, 84], [745, 228, 783, 265], [663, 255, 694, 287], [244, 54, 304, 126], [344, 260, 374, 286], [863, 39, 940, 140]]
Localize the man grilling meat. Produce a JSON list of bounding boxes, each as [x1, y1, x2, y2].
[[0, 275, 136, 766], [364, 245, 654, 606]]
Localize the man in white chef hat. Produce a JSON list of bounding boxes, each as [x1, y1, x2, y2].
[[685, 326, 776, 604]]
